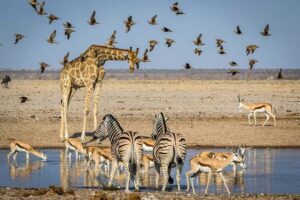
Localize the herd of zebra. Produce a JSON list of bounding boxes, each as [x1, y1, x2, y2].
[[8, 112, 248, 194]]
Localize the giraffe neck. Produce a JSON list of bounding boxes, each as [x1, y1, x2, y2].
[[91, 46, 131, 61]]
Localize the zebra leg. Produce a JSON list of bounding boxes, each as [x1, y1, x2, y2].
[[124, 163, 131, 193], [161, 165, 169, 191], [154, 163, 160, 189], [176, 164, 182, 191], [108, 159, 118, 188]]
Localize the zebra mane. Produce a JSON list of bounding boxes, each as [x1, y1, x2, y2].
[[103, 114, 123, 132], [156, 112, 167, 135]]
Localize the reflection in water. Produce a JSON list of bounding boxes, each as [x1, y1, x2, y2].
[[1, 148, 300, 194], [8, 160, 45, 181]]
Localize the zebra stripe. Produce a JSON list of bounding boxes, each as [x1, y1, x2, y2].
[[151, 112, 186, 191], [94, 114, 142, 192]]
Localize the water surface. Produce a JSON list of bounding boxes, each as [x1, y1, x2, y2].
[[0, 148, 299, 194]]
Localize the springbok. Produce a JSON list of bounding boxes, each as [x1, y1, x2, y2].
[[140, 137, 155, 152], [238, 95, 276, 126], [7, 140, 47, 162], [85, 146, 112, 175], [64, 138, 86, 160], [141, 154, 155, 173], [186, 150, 245, 194]]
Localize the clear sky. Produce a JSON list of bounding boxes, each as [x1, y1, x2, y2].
[[0, 0, 299, 70]]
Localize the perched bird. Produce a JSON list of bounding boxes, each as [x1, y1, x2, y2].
[[19, 96, 30, 103], [229, 61, 238, 66], [14, 34, 25, 44], [40, 62, 50, 73], [218, 45, 226, 54], [36, 1, 47, 15], [194, 48, 202, 56], [170, 2, 185, 15], [161, 27, 172, 32], [64, 28, 75, 40], [60, 52, 70, 65], [149, 40, 158, 52], [246, 45, 259, 55], [88, 10, 99, 25], [124, 16, 136, 33], [261, 24, 271, 36], [48, 14, 59, 24], [1, 74, 11, 88], [277, 68, 283, 80], [227, 69, 240, 76], [249, 59, 258, 70], [47, 30, 57, 44], [105, 30, 117, 47], [165, 38, 175, 47], [28, 0, 39, 11], [142, 49, 150, 62], [235, 25, 242, 34], [148, 15, 158, 25], [63, 22, 75, 29], [216, 39, 225, 47], [184, 63, 192, 69], [193, 34, 205, 46]]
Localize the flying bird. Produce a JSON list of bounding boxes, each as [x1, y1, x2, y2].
[[216, 39, 225, 47], [261, 24, 271, 36], [148, 15, 158, 25], [64, 28, 75, 40], [277, 68, 283, 80], [229, 61, 238, 66], [28, 0, 39, 11], [36, 1, 47, 15], [249, 59, 258, 70], [165, 38, 175, 47], [63, 22, 75, 29], [149, 40, 158, 52], [19, 96, 30, 103], [47, 30, 58, 43], [14, 34, 25, 44], [235, 25, 242, 34], [193, 34, 205, 46], [124, 16, 136, 33], [218, 45, 226, 54], [88, 10, 99, 25], [246, 45, 259, 55], [40, 62, 50, 73], [142, 49, 150, 62], [227, 69, 240, 76], [161, 27, 172, 32], [194, 48, 202, 56], [105, 30, 117, 47], [170, 2, 185, 15], [1, 74, 11, 88], [60, 52, 70, 65], [48, 14, 59, 24], [184, 63, 192, 70]]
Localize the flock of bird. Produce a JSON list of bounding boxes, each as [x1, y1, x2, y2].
[[1, 1, 284, 88]]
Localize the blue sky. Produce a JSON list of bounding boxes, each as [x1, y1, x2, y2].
[[0, 0, 299, 70]]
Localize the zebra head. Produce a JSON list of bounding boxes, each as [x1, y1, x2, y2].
[[151, 112, 167, 140], [94, 114, 123, 143]]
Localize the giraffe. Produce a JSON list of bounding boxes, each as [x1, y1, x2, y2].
[[59, 45, 140, 141]]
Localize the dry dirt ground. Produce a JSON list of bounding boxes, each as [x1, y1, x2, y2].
[[0, 80, 300, 148], [0, 187, 299, 200]]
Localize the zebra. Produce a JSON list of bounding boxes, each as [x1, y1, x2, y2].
[[93, 114, 142, 192], [151, 112, 187, 191]]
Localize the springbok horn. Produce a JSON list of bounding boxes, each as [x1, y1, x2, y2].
[[238, 95, 241, 103]]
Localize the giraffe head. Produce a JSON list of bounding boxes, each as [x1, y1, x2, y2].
[[126, 48, 140, 73]]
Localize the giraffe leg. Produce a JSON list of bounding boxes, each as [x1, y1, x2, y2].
[[81, 85, 93, 141], [93, 81, 102, 130], [60, 85, 72, 140]]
